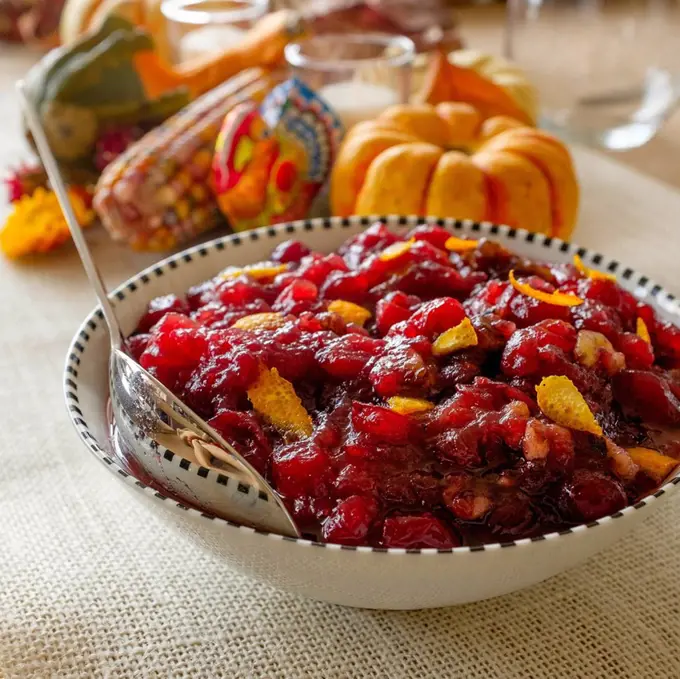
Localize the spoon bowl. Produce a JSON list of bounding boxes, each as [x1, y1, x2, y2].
[[18, 81, 300, 539]]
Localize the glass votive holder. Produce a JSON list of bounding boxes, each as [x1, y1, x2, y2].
[[285, 33, 415, 131], [161, 0, 269, 64]]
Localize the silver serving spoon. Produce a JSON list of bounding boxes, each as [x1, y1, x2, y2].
[[18, 81, 300, 539]]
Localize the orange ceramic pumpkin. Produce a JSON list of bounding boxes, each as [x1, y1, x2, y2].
[[330, 103, 579, 239]]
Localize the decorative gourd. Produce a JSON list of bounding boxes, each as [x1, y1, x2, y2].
[[26, 11, 305, 182], [330, 103, 579, 239], [414, 49, 538, 126]]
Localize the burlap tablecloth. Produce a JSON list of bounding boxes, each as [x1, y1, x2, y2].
[[1, 46, 680, 679]]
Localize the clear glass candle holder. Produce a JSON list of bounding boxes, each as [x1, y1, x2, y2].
[[161, 0, 269, 64], [285, 33, 415, 131], [505, 0, 680, 151]]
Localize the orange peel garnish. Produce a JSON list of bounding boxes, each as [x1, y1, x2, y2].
[[247, 363, 312, 438], [573, 254, 616, 282], [636, 317, 652, 345], [219, 262, 288, 281], [387, 396, 434, 415], [444, 236, 479, 252], [232, 312, 287, 331], [509, 270, 584, 307], [327, 300, 372, 327], [379, 238, 415, 262], [626, 447, 678, 482], [432, 318, 479, 356], [535, 375, 603, 436]]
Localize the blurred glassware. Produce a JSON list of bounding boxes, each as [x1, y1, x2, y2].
[[505, 0, 680, 150], [285, 32, 415, 130], [161, 0, 269, 63]]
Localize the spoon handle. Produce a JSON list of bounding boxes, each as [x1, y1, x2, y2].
[[17, 81, 124, 350]]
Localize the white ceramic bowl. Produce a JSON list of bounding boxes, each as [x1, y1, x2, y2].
[[65, 216, 680, 610]]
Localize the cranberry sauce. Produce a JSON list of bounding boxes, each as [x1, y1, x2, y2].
[[125, 223, 680, 547]]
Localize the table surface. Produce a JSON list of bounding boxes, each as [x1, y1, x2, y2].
[[1, 45, 680, 679]]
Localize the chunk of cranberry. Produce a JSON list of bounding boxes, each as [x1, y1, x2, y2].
[[398, 261, 484, 298], [438, 359, 481, 389], [465, 279, 509, 316], [320, 270, 370, 303], [487, 493, 534, 536], [351, 402, 413, 444], [296, 253, 348, 286], [655, 320, 680, 365], [369, 346, 433, 398], [317, 334, 385, 380], [126, 333, 150, 361], [272, 441, 333, 499], [617, 332, 654, 369], [560, 469, 626, 522], [334, 463, 376, 498], [186, 280, 216, 310], [273, 279, 318, 315], [375, 294, 410, 335], [502, 276, 571, 327], [578, 277, 622, 310], [408, 297, 466, 338], [216, 277, 265, 308], [321, 495, 379, 546], [501, 320, 577, 378], [612, 370, 680, 426], [183, 348, 259, 415], [407, 224, 452, 251], [207, 410, 271, 475], [442, 474, 492, 521], [572, 300, 622, 342], [136, 294, 190, 333], [271, 239, 311, 263], [340, 222, 399, 263], [382, 514, 459, 549], [139, 314, 208, 390]]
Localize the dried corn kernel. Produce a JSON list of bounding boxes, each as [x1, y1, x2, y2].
[[626, 447, 678, 482], [219, 261, 288, 281], [379, 238, 414, 262], [247, 364, 313, 438], [573, 254, 617, 282], [509, 270, 584, 307], [327, 300, 372, 327], [637, 317, 652, 344], [432, 318, 478, 356], [445, 236, 479, 252], [232, 312, 287, 331], [387, 396, 434, 415], [536, 375, 602, 436]]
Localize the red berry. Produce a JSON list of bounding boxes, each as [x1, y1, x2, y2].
[[126, 333, 150, 361], [272, 441, 333, 499], [408, 297, 466, 338], [271, 239, 311, 263], [617, 332, 654, 369], [561, 470, 626, 522], [382, 514, 459, 549], [321, 495, 378, 546], [136, 294, 190, 333], [317, 334, 385, 380], [351, 402, 413, 444], [407, 224, 452, 250]]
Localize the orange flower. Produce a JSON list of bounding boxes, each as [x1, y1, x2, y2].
[[1, 187, 94, 259]]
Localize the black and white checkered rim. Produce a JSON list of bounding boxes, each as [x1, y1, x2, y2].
[[64, 215, 680, 554]]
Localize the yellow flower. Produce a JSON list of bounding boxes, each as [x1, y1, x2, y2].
[[0, 187, 94, 259]]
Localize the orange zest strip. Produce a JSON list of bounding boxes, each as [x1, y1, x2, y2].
[[247, 363, 313, 438], [432, 317, 479, 356], [636, 317, 652, 344], [387, 397, 435, 415], [573, 254, 617, 282], [509, 270, 584, 307], [379, 238, 415, 262], [536, 375, 603, 436], [327, 300, 372, 327], [626, 447, 678, 482], [444, 235, 479, 252], [219, 262, 288, 281]]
